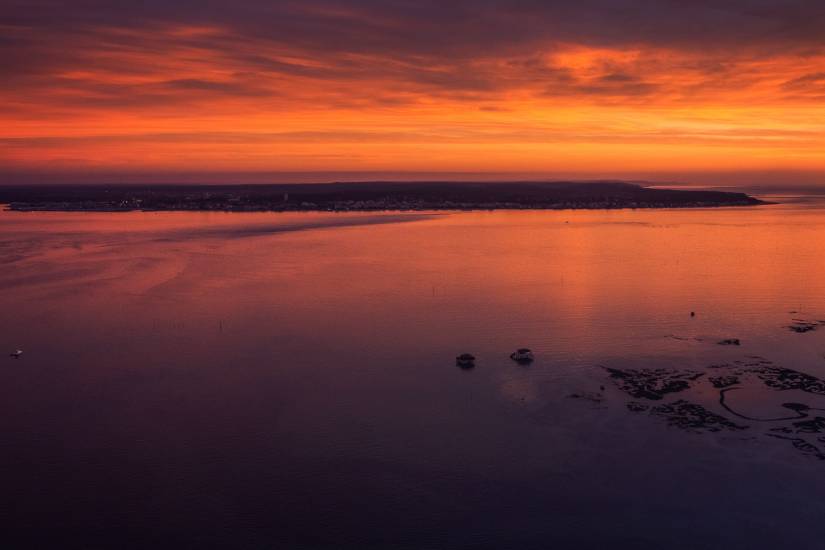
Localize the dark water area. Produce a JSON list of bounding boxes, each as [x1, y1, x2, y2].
[[2, 197, 825, 549]]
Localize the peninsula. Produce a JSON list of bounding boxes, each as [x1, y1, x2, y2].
[[0, 181, 765, 212]]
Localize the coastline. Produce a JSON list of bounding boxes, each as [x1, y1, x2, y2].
[[5, 202, 768, 213], [0, 181, 768, 213]]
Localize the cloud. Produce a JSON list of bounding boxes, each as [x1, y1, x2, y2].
[[3, 1, 825, 108], [2, 1, 825, 179]]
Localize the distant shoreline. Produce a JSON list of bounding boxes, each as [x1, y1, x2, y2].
[[0, 181, 768, 213]]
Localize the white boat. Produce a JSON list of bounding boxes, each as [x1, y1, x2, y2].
[[10, 349, 22, 359], [510, 348, 534, 363]]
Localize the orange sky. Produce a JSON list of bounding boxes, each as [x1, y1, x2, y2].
[[2, 1, 825, 184]]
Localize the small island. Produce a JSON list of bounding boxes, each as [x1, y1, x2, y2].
[[0, 181, 766, 212]]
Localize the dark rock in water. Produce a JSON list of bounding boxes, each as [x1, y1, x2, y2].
[[709, 375, 740, 389], [718, 338, 741, 346], [568, 391, 604, 404], [788, 438, 825, 460], [648, 400, 748, 433], [603, 358, 825, 462], [627, 402, 649, 412], [754, 366, 825, 395], [605, 367, 704, 400], [787, 319, 825, 333], [782, 402, 811, 413], [782, 416, 825, 434], [767, 434, 825, 461], [770, 426, 794, 434], [455, 353, 476, 368]]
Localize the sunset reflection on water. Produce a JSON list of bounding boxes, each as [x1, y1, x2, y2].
[[2, 199, 825, 548]]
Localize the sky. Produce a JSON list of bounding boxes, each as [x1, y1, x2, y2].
[[1, 0, 825, 185]]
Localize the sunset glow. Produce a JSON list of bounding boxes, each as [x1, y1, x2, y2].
[[2, 1, 825, 183]]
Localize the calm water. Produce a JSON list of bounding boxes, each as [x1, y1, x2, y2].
[[2, 198, 825, 549]]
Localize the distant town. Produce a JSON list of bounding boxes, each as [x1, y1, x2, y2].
[[0, 181, 766, 212]]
